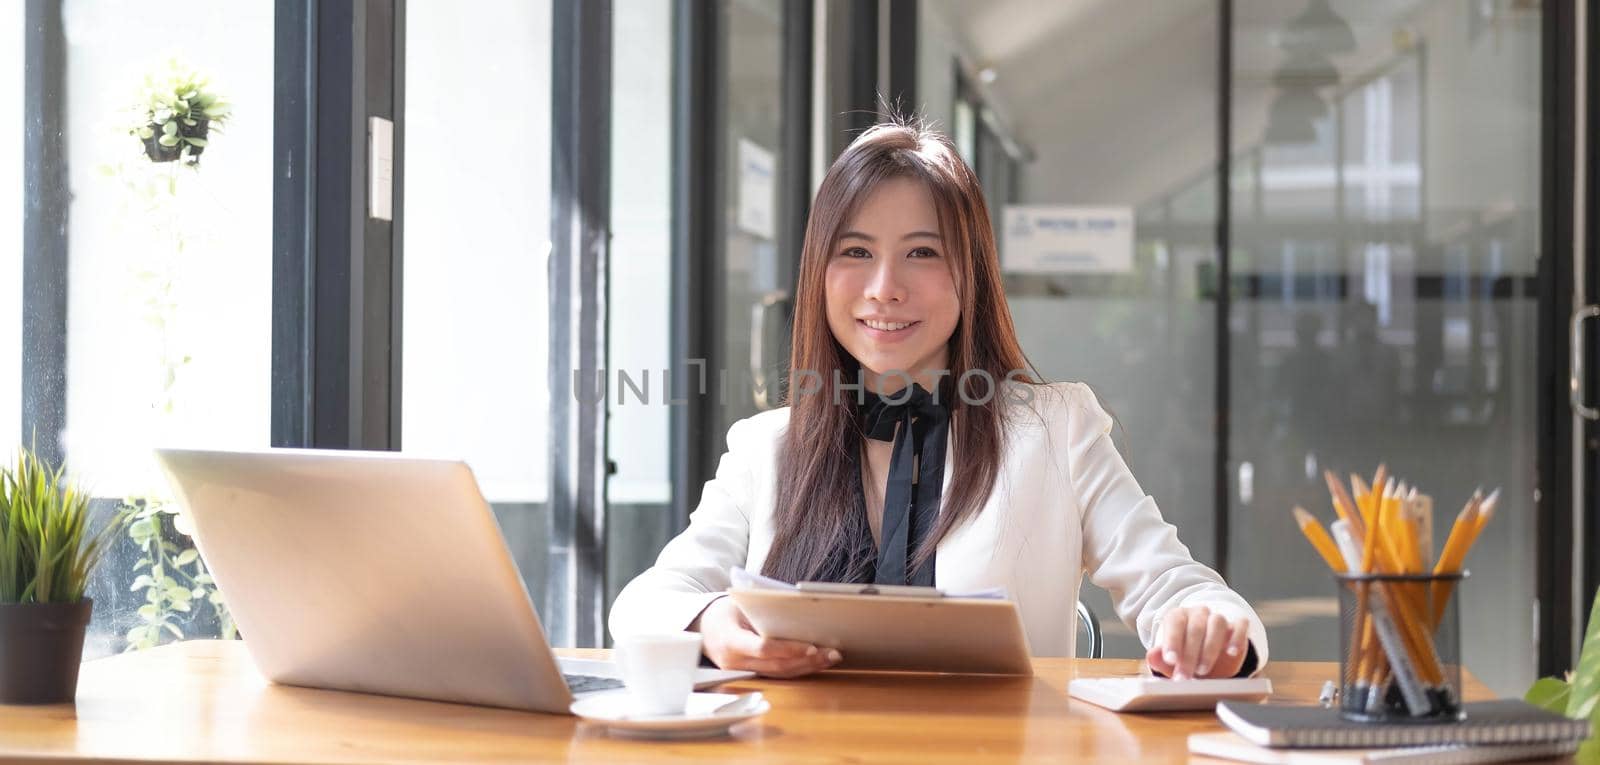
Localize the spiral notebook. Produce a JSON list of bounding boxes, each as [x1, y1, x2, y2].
[[1215, 700, 1591, 749], [1188, 731, 1581, 764]]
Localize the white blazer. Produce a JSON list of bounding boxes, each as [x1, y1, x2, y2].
[[608, 381, 1269, 670]]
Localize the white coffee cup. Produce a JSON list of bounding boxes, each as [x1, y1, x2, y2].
[[613, 632, 703, 716]]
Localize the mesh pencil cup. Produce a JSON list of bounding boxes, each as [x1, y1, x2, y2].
[[1335, 571, 1466, 723]]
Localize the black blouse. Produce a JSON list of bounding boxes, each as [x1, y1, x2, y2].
[[811, 383, 950, 586]]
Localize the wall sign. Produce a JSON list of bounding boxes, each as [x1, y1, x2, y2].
[[737, 138, 776, 241], [1002, 205, 1134, 273]]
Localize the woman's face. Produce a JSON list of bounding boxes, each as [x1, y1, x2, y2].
[[825, 177, 961, 394]]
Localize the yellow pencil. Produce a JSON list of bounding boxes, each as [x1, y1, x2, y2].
[[1324, 469, 1365, 537], [1352, 474, 1376, 531], [1294, 507, 1346, 573], [1433, 492, 1482, 577], [1431, 489, 1496, 627], [1471, 490, 1498, 539]]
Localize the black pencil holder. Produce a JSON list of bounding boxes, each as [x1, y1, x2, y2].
[[1335, 572, 1466, 723]]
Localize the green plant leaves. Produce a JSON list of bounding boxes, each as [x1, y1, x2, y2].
[[128, 60, 230, 164], [1569, 589, 1600, 721], [119, 507, 236, 653], [1526, 676, 1572, 714], [0, 445, 131, 603], [1531, 589, 1600, 763]]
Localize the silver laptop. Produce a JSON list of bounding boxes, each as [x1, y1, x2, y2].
[[153, 447, 750, 714]]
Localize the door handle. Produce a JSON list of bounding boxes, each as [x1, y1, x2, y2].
[[751, 290, 791, 411], [1571, 305, 1600, 420]]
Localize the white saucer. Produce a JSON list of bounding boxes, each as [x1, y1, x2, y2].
[[569, 691, 770, 739]]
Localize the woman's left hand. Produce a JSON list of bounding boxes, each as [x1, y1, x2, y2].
[[1144, 605, 1250, 679]]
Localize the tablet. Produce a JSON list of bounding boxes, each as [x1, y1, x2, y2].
[[728, 587, 1033, 675]]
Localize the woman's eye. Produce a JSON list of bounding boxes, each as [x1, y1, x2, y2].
[[909, 247, 940, 259], [840, 247, 871, 259]]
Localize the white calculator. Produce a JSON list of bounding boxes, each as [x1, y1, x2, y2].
[[1067, 676, 1273, 712]]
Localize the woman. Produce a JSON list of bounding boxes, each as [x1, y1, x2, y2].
[[610, 120, 1267, 680]]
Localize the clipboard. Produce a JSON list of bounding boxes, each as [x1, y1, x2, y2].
[[728, 585, 1034, 675]]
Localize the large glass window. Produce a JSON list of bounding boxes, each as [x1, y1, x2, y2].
[[605, 0, 675, 627], [49, 0, 276, 657], [921, 0, 1222, 660], [0, 6, 20, 449], [402, 0, 554, 615], [1229, 1, 1542, 696]]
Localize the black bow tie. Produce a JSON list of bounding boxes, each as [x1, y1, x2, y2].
[[858, 384, 950, 586]]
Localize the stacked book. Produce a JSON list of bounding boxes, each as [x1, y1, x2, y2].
[[1188, 700, 1591, 764]]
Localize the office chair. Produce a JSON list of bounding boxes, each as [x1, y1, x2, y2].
[[1076, 599, 1103, 659]]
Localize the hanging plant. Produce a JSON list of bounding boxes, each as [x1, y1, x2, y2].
[[128, 61, 231, 164]]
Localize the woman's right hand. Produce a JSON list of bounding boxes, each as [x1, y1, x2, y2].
[[692, 596, 842, 678]]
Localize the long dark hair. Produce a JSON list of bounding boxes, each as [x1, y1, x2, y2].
[[762, 120, 1041, 583]]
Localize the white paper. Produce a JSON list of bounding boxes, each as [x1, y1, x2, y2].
[[736, 139, 776, 240], [1002, 205, 1134, 273]]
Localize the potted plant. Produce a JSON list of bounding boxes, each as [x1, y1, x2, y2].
[[0, 446, 129, 703], [128, 60, 231, 164], [1526, 588, 1600, 761]]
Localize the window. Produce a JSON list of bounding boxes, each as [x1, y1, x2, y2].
[[42, 0, 276, 657], [606, 0, 675, 624], [0, 5, 20, 451], [402, 0, 554, 609]]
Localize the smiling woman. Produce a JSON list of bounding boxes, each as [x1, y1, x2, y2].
[[611, 119, 1270, 682], [771, 122, 1031, 588]]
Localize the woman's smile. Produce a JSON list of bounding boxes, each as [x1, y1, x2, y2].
[[857, 318, 921, 342]]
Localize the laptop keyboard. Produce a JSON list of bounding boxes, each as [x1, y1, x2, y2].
[[563, 673, 625, 695]]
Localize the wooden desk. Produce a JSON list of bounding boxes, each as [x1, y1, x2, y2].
[[0, 640, 1506, 764]]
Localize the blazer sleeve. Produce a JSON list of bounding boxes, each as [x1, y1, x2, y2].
[[1066, 383, 1270, 673], [607, 416, 761, 642]]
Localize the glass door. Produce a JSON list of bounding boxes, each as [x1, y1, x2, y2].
[[602, 0, 809, 639], [718, 0, 795, 438], [919, 0, 1225, 660], [1227, 0, 1544, 696]]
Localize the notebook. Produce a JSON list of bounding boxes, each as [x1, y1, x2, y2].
[[1215, 699, 1591, 749], [1188, 731, 1581, 764]]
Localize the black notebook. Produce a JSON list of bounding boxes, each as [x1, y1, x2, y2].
[[1216, 700, 1593, 749]]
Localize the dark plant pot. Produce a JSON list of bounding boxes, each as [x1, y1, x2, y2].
[[0, 599, 92, 704], [180, 118, 210, 158], [141, 124, 180, 163]]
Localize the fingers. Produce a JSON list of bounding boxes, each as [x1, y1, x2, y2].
[[1217, 617, 1252, 677], [725, 628, 817, 662], [1177, 607, 1207, 679], [701, 602, 841, 678], [1151, 608, 1186, 677], [1195, 611, 1231, 677], [1228, 617, 1251, 660], [1147, 607, 1255, 679], [1145, 642, 1174, 676], [725, 634, 842, 678], [739, 647, 843, 678]]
